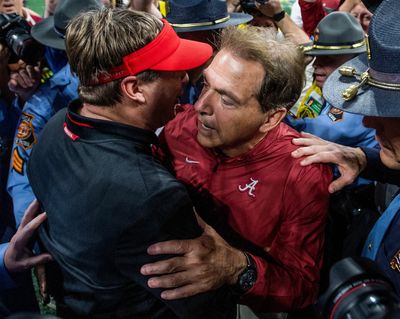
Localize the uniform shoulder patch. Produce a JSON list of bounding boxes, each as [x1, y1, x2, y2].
[[12, 148, 24, 175], [390, 249, 400, 273], [15, 113, 37, 150]]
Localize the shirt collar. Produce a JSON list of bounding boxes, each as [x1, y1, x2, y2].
[[65, 99, 159, 146]]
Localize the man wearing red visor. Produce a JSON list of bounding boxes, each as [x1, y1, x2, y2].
[[27, 9, 235, 319]]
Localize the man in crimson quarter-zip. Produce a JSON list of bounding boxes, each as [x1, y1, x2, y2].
[[141, 26, 333, 317]]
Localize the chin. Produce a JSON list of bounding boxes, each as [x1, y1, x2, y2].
[[380, 149, 400, 170], [196, 133, 215, 149]]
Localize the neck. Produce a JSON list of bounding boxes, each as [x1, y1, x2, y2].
[[219, 131, 268, 158], [79, 102, 155, 131]]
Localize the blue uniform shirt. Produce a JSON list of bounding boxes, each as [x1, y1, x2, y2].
[[285, 101, 379, 186], [363, 194, 400, 295], [285, 101, 378, 148], [7, 64, 79, 226]]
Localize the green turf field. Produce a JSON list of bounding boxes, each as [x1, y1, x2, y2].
[[26, 0, 45, 16]]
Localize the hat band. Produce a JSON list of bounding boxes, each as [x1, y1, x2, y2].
[[95, 19, 179, 85], [170, 15, 230, 28], [53, 25, 66, 39], [369, 69, 400, 86], [307, 39, 365, 51]]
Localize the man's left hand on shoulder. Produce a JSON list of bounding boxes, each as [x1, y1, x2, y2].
[[140, 220, 247, 299]]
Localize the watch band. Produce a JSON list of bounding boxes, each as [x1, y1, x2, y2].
[[273, 10, 286, 22], [234, 252, 257, 294]]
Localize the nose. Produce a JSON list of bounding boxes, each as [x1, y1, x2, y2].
[[313, 56, 322, 68], [194, 86, 213, 115]]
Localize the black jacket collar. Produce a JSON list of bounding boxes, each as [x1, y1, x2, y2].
[[65, 99, 159, 146]]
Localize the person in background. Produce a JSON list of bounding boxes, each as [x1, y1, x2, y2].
[[1, 200, 52, 292], [298, 0, 340, 36], [0, 0, 41, 25], [293, 0, 400, 294], [161, 0, 253, 105], [7, 0, 101, 228], [285, 11, 379, 278]]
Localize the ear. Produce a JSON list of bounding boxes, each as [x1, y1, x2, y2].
[[120, 76, 146, 104], [259, 107, 287, 134]]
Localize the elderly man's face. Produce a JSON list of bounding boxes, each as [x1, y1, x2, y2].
[[313, 54, 355, 89], [363, 117, 400, 170], [0, 0, 23, 15], [194, 49, 270, 157]]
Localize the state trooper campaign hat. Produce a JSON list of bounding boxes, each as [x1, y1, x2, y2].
[[305, 11, 366, 56], [323, 0, 400, 117], [31, 0, 102, 50], [160, 0, 253, 33]]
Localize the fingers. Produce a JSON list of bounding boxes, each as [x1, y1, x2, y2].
[[147, 271, 210, 300], [9, 70, 32, 89], [22, 253, 52, 270], [147, 239, 193, 255], [36, 265, 50, 304], [160, 283, 206, 300], [291, 145, 332, 161], [328, 171, 356, 193], [15, 213, 47, 249], [141, 256, 185, 276], [147, 270, 192, 290], [19, 199, 40, 229], [292, 135, 325, 148]]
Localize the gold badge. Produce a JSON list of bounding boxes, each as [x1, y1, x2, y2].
[[390, 250, 400, 273], [15, 113, 36, 150]]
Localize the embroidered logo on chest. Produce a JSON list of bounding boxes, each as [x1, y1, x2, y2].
[[238, 178, 259, 198], [390, 250, 400, 273]]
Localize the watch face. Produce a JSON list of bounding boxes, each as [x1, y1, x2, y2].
[[239, 269, 257, 291]]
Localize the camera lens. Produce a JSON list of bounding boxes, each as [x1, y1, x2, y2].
[[317, 257, 400, 319], [7, 28, 45, 64]]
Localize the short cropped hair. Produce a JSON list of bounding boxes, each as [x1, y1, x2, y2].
[[66, 8, 162, 106], [219, 26, 305, 112]]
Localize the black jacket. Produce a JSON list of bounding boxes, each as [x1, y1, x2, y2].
[[28, 101, 235, 319]]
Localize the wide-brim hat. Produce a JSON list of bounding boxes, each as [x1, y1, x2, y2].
[[31, 0, 102, 51], [161, 0, 253, 33], [362, 0, 381, 13], [323, 0, 400, 117], [305, 11, 366, 56]]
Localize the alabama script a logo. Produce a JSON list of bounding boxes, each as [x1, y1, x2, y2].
[[238, 178, 259, 198]]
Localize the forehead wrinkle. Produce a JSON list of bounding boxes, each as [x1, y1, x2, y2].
[[203, 65, 242, 103]]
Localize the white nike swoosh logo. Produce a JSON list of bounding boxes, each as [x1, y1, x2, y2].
[[185, 157, 200, 164]]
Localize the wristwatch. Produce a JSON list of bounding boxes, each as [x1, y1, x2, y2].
[[273, 10, 286, 22], [235, 252, 257, 293]]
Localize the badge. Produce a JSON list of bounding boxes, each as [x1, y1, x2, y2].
[[15, 113, 36, 150], [390, 250, 400, 273], [328, 107, 344, 122], [313, 28, 319, 43]]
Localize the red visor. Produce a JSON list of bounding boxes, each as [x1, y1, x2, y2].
[[96, 19, 212, 84]]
